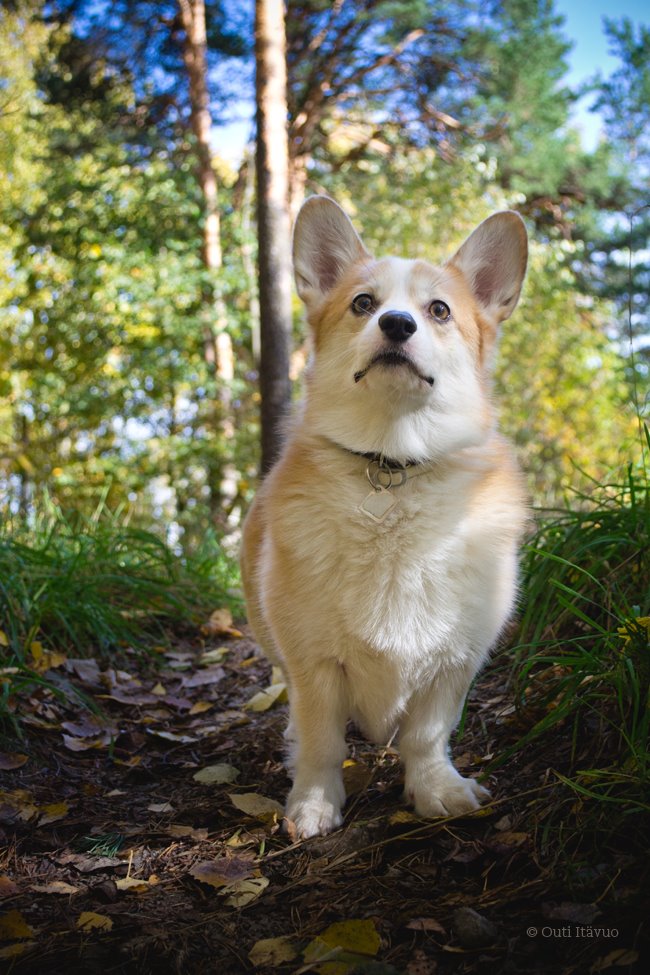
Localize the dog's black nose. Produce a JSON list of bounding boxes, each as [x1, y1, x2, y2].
[[378, 310, 417, 343]]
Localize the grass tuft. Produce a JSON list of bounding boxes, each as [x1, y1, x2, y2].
[[0, 500, 241, 726], [498, 456, 649, 814]]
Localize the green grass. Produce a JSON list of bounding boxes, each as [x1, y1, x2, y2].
[[0, 499, 241, 719], [497, 454, 649, 814]]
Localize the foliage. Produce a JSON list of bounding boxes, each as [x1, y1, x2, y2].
[[498, 440, 649, 814], [0, 0, 647, 527], [0, 495, 240, 724]]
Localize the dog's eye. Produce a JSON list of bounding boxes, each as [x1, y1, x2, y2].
[[351, 293, 375, 315], [430, 300, 451, 322]]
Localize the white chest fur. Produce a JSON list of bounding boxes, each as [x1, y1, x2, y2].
[[264, 447, 521, 676]]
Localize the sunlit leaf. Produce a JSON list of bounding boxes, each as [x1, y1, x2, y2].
[[75, 911, 113, 932], [223, 876, 269, 907], [193, 764, 240, 785], [229, 793, 284, 823], [248, 935, 298, 967]]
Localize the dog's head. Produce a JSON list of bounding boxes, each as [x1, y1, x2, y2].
[[293, 196, 527, 463]]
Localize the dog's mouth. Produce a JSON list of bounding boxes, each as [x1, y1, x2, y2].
[[354, 349, 434, 387]]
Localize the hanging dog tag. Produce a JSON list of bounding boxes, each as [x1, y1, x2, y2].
[[359, 486, 398, 523]]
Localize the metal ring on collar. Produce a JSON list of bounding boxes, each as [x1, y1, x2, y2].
[[366, 459, 408, 490]]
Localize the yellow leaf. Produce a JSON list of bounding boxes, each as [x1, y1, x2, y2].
[[115, 877, 151, 893], [318, 919, 381, 957], [189, 700, 213, 715], [229, 793, 284, 823], [75, 911, 113, 932], [193, 764, 240, 785], [30, 881, 79, 895], [38, 802, 69, 826], [223, 876, 269, 907], [0, 630, 8, 647], [0, 910, 34, 940], [248, 936, 298, 967], [245, 683, 288, 712], [389, 810, 418, 824], [202, 608, 243, 638], [303, 919, 381, 975], [151, 682, 166, 696], [0, 941, 35, 959]]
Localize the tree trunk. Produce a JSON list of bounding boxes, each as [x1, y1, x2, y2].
[[177, 0, 236, 512], [255, 0, 293, 475]]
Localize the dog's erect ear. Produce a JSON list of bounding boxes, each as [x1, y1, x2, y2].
[[448, 211, 528, 324], [293, 196, 371, 306]]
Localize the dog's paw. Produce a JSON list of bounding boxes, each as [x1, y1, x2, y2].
[[405, 766, 490, 819], [286, 778, 345, 838]]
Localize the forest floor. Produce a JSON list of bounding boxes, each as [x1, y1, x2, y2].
[[0, 621, 647, 975]]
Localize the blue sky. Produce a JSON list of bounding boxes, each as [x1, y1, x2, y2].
[[556, 0, 649, 147], [218, 0, 649, 161]]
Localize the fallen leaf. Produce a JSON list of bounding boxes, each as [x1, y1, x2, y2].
[[0, 941, 35, 959], [61, 717, 116, 739], [105, 688, 161, 706], [223, 876, 269, 907], [0, 790, 38, 824], [115, 877, 151, 893], [189, 700, 213, 715], [0, 909, 34, 940], [56, 852, 122, 873], [62, 734, 111, 752], [543, 901, 600, 924], [193, 764, 240, 785], [0, 876, 18, 899], [199, 647, 229, 665], [148, 802, 174, 813], [38, 802, 69, 826], [245, 683, 288, 712], [317, 919, 381, 957], [146, 730, 198, 744], [389, 810, 419, 825], [190, 856, 257, 889], [182, 666, 225, 689], [75, 911, 113, 932], [30, 881, 80, 895], [303, 918, 381, 974], [229, 793, 284, 824], [342, 760, 373, 796], [0, 753, 28, 771], [152, 682, 167, 696], [65, 658, 101, 685], [0, 630, 8, 647], [248, 935, 298, 967], [202, 608, 243, 638]]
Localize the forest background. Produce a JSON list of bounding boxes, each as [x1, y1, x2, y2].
[[1, 0, 648, 559]]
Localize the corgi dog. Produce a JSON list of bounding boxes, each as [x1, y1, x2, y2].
[[241, 196, 528, 838]]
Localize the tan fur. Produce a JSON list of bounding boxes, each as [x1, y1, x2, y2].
[[241, 197, 529, 837]]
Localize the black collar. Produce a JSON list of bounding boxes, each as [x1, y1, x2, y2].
[[328, 440, 428, 470]]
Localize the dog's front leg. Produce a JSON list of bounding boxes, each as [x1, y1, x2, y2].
[[285, 661, 348, 838], [399, 663, 490, 818]]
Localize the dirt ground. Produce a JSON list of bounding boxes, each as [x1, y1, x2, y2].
[[0, 623, 647, 974]]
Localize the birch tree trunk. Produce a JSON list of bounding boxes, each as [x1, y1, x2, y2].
[[255, 0, 293, 474], [177, 0, 235, 515]]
